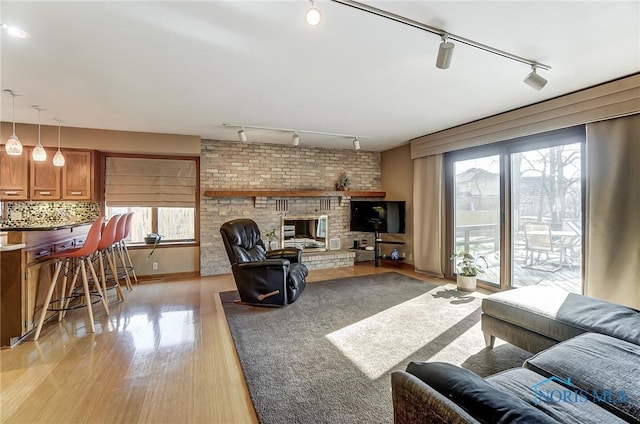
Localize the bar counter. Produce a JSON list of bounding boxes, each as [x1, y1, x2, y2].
[[0, 222, 93, 347]]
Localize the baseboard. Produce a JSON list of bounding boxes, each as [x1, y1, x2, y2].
[[136, 271, 200, 283], [379, 259, 414, 270]]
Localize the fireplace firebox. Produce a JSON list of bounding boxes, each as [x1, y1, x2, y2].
[[281, 215, 328, 251]]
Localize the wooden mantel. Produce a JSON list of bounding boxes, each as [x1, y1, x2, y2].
[[203, 190, 386, 198]]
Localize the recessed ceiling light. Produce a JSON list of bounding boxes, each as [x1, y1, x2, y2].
[[1, 24, 30, 39]]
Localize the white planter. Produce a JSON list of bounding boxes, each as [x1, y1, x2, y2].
[[457, 275, 477, 292]]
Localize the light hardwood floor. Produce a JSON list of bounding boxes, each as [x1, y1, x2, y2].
[[0, 263, 445, 424]]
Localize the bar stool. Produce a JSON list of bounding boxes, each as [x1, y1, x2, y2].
[[96, 214, 125, 303], [121, 212, 138, 284], [34, 216, 108, 340], [114, 214, 133, 290]]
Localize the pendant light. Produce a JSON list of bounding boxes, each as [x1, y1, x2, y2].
[[3, 89, 23, 155], [31, 105, 47, 162], [52, 118, 65, 167]]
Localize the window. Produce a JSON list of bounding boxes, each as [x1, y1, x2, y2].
[[446, 127, 584, 292], [106, 206, 195, 243], [104, 156, 198, 244]]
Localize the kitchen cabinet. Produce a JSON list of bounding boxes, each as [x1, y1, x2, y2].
[[30, 148, 61, 200], [0, 145, 29, 200], [62, 150, 96, 200], [2, 148, 102, 201]]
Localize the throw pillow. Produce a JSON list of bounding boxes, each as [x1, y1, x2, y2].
[[406, 361, 558, 424]]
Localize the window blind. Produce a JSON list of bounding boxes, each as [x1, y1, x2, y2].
[[105, 157, 197, 207]]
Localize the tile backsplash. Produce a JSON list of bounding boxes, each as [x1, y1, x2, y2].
[[1, 201, 102, 228]]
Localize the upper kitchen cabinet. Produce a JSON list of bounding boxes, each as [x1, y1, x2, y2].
[[30, 148, 61, 200], [0, 145, 29, 200], [62, 150, 102, 200]]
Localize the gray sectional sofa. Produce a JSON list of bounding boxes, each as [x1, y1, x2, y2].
[[391, 285, 640, 423]]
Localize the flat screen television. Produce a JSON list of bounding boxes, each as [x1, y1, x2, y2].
[[350, 200, 406, 234]]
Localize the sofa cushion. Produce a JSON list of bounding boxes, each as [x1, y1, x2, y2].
[[482, 285, 640, 344], [487, 368, 627, 424], [406, 362, 558, 424], [524, 333, 640, 423]]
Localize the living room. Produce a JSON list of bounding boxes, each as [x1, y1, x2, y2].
[[1, 2, 639, 423]]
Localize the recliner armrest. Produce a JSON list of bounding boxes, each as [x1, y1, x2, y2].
[[237, 258, 291, 269], [267, 248, 302, 263]]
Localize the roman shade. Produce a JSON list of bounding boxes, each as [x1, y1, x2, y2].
[[411, 74, 640, 159], [105, 157, 197, 207]]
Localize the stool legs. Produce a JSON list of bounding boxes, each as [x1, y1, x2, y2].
[[34, 260, 64, 340], [115, 244, 133, 290], [79, 259, 96, 334], [34, 255, 109, 341], [122, 242, 138, 284], [107, 247, 125, 301]]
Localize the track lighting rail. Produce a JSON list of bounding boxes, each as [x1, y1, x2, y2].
[[329, 0, 551, 71], [223, 123, 370, 140]]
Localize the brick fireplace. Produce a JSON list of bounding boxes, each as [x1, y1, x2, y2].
[[200, 139, 381, 276]]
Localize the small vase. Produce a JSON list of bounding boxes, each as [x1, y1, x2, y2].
[[456, 275, 477, 292]]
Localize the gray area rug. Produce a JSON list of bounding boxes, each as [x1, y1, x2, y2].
[[221, 272, 531, 424]]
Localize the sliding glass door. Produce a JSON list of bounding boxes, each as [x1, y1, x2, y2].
[[452, 155, 501, 287], [446, 127, 584, 292], [511, 143, 582, 292]]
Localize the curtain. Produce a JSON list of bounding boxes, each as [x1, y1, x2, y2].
[[105, 157, 197, 207], [413, 154, 444, 277], [585, 114, 640, 308]]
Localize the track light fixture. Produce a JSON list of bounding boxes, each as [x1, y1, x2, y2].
[[328, 0, 551, 89], [305, 0, 322, 26], [523, 65, 548, 91], [31, 105, 47, 162], [237, 127, 247, 142], [52, 118, 65, 167], [224, 123, 369, 150], [435, 35, 455, 69], [3, 89, 23, 156]]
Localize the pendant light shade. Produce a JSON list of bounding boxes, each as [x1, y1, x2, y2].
[[353, 137, 361, 150], [31, 105, 47, 162], [3, 89, 23, 155], [6, 135, 23, 155], [292, 132, 300, 146], [53, 150, 65, 167], [53, 118, 65, 167]]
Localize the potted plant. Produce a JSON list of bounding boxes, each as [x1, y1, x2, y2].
[[145, 233, 162, 258], [264, 229, 279, 251], [450, 251, 488, 292], [335, 172, 351, 191]]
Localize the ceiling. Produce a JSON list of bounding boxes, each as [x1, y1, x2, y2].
[[1, 1, 638, 152]]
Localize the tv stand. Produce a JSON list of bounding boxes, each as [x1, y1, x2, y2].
[[374, 231, 405, 267]]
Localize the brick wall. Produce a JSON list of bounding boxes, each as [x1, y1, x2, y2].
[[200, 139, 381, 276]]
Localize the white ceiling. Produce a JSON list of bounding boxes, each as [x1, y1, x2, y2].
[[1, 1, 638, 152]]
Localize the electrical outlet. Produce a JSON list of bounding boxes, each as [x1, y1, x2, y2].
[[10, 211, 22, 220], [152, 262, 158, 270]]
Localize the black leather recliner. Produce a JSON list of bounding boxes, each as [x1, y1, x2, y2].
[[220, 218, 308, 305]]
